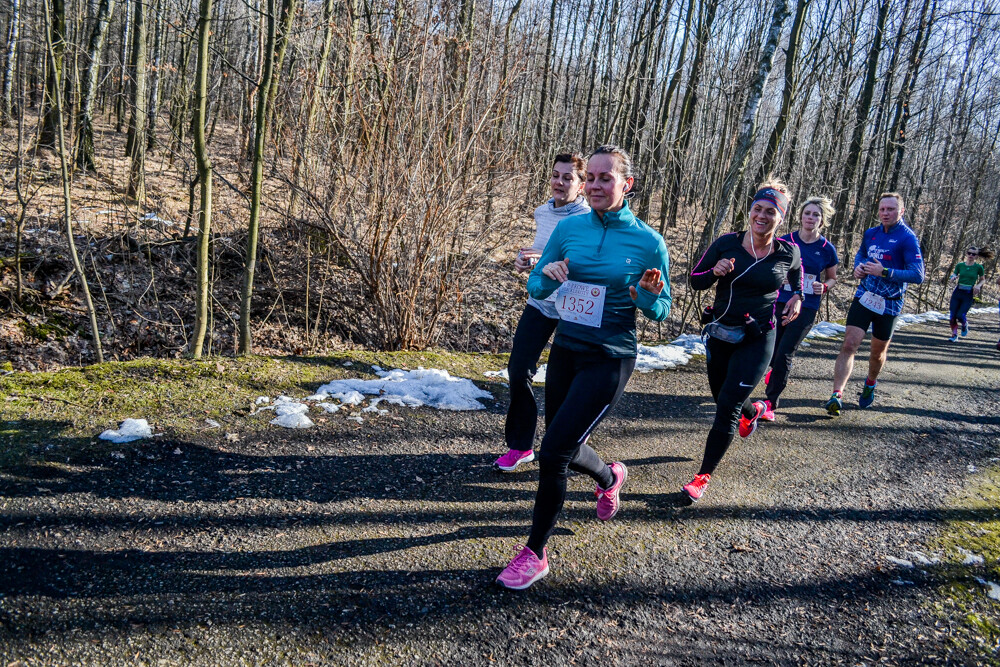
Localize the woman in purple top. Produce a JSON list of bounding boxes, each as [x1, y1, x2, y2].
[[759, 197, 839, 421]]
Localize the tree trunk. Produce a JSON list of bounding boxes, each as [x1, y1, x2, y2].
[[39, 0, 66, 147], [755, 0, 810, 184], [534, 0, 557, 149], [43, 0, 103, 363], [115, 0, 131, 132], [662, 0, 719, 232], [700, 0, 790, 251], [126, 0, 148, 203], [146, 0, 163, 151], [829, 0, 890, 247], [190, 0, 214, 359], [1, 0, 19, 126], [75, 0, 116, 171], [238, 0, 277, 355]]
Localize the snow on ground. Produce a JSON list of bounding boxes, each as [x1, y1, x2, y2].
[[99, 418, 154, 443], [975, 577, 1000, 601]]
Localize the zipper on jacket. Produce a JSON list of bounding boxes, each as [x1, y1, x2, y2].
[[597, 219, 608, 253]]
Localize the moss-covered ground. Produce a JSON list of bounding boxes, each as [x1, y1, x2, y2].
[[0, 350, 513, 467], [932, 466, 1000, 663]]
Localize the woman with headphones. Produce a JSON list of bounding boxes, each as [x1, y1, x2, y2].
[[682, 179, 802, 503], [758, 197, 839, 420]]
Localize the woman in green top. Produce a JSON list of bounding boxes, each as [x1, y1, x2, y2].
[[948, 246, 991, 341]]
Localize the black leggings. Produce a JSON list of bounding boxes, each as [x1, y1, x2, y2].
[[526, 343, 634, 555], [949, 288, 975, 330], [505, 305, 558, 451], [699, 328, 775, 476], [765, 307, 818, 409]]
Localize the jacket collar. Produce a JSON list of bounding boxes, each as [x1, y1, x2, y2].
[[592, 199, 636, 228]]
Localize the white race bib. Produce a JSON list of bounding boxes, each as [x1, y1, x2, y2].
[[554, 280, 606, 328], [859, 290, 885, 315], [784, 273, 817, 294]]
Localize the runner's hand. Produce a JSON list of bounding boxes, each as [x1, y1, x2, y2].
[[713, 257, 736, 277], [782, 294, 802, 325], [811, 280, 825, 294], [853, 265, 866, 279], [542, 258, 570, 283], [515, 248, 539, 273], [862, 260, 884, 276], [630, 269, 665, 301]]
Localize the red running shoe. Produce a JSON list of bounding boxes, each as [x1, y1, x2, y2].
[[682, 473, 711, 502], [595, 462, 628, 521], [738, 401, 766, 437], [759, 400, 775, 422]]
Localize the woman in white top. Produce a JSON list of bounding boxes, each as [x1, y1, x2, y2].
[[494, 153, 590, 472]]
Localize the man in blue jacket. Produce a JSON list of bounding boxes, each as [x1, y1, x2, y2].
[[826, 192, 925, 415]]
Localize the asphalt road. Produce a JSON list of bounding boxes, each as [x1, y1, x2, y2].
[[2, 314, 999, 665]]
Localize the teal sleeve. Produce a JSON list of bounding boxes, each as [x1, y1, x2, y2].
[[633, 238, 672, 322], [526, 221, 564, 300]]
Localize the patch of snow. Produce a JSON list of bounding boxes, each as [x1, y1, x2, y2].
[[274, 402, 309, 417], [891, 579, 915, 586], [99, 418, 153, 443], [959, 548, 984, 565], [317, 367, 493, 411], [968, 464, 978, 473], [317, 402, 340, 413], [886, 556, 915, 569], [173, 448, 182, 455], [975, 577, 1000, 600], [110, 451, 125, 459], [332, 390, 365, 406], [304, 392, 329, 401], [484, 364, 546, 384], [906, 550, 938, 566], [205, 419, 221, 428], [342, 361, 353, 367], [670, 334, 707, 356], [346, 415, 364, 424], [255, 396, 270, 405], [270, 412, 314, 429], [636, 343, 694, 373], [806, 321, 847, 339], [362, 397, 389, 415]]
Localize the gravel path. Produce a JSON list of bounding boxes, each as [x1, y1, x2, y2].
[[2, 315, 999, 665]]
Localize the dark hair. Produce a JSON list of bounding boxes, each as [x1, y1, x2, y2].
[[968, 246, 995, 260], [553, 152, 586, 181]]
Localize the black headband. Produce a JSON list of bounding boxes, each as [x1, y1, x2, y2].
[[751, 188, 789, 217]]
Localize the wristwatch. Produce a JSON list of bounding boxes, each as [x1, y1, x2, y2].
[[881, 267, 890, 278]]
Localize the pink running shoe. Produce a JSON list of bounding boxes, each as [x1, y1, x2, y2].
[[595, 461, 628, 521], [764, 368, 772, 385], [759, 400, 775, 422], [494, 448, 535, 472], [738, 401, 766, 437], [496, 545, 549, 590], [682, 473, 711, 502]]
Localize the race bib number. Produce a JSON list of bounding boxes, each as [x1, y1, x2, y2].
[[555, 280, 606, 328], [859, 290, 885, 315], [784, 273, 817, 294]]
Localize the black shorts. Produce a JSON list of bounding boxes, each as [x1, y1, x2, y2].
[[846, 296, 899, 341]]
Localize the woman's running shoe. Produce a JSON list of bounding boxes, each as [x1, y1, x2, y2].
[[961, 326, 969, 337], [738, 401, 766, 437], [494, 449, 535, 472], [825, 392, 842, 416], [496, 545, 548, 590], [948, 334, 958, 342], [682, 473, 711, 502], [759, 400, 775, 422], [595, 462, 628, 521], [859, 381, 877, 409]]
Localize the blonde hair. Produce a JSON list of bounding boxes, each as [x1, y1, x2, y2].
[[756, 176, 790, 197], [879, 191, 905, 210], [589, 145, 635, 181], [800, 196, 836, 228]]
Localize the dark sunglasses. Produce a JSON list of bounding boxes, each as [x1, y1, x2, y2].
[[966, 250, 978, 256]]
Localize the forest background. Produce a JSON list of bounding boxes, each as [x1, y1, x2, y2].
[[0, 0, 998, 370]]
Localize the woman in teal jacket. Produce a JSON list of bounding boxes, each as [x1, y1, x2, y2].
[[496, 145, 671, 590]]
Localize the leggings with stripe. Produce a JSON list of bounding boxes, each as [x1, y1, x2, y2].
[[526, 342, 635, 555]]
